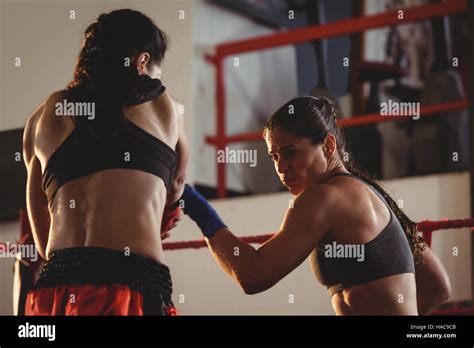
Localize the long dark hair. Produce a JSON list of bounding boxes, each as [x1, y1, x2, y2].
[[69, 9, 168, 135], [263, 96, 426, 263]]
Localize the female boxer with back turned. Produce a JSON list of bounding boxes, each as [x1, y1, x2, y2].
[[23, 9, 188, 315]]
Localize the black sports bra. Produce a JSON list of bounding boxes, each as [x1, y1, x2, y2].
[[41, 77, 178, 203], [311, 173, 415, 296]]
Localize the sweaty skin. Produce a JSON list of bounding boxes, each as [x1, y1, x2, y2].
[[23, 65, 188, 264], [204, 128, 450, 315]]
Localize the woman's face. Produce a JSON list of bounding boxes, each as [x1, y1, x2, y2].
[[265, 128, 328, 195]]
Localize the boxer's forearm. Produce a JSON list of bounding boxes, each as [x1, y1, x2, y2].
[[206, 228, 269, 294], [181, 185, 274, 293]]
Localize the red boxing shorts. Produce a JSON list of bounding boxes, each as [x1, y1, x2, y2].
[[25, 247, 177, 316]]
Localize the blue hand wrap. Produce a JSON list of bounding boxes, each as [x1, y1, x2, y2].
[[180, 184, 226, 238]]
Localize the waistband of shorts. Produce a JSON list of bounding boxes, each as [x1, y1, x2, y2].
[[35, 247, 173, 299]]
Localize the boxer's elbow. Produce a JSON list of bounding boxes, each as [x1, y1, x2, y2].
[[415, 247, 452, 315], [434, 276, 452, 307], [440, 275, 452, 301], [239, 267, 275, 295], [30, 228, 48, 261], [166, 176, 185, 204], [233, 269, 263, 294], [418, 276, 452, 315], [240, 280, 270, 295], [241, 255, 283, 294], [242, 287, 260, 295]]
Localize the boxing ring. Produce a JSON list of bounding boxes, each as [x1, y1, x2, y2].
[[8, 0, 473, 316]]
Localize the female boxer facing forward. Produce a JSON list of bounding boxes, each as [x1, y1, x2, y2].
[[182, 96, 451, 315], [23, 9, 188, 315]]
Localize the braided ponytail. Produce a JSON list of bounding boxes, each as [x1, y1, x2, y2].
[[69, 9, 168, 136]]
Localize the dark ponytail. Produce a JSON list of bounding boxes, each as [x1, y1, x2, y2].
[[263, 96, 426, 263], [69, 9, 168, 136]]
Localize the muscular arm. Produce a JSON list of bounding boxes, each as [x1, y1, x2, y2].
[[415, 246, 452, 315], [167, 100, 189, 204], [206, 186, 332, 294], [23, 108, 51, 260]]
